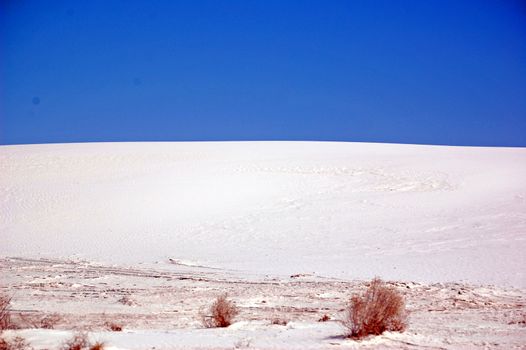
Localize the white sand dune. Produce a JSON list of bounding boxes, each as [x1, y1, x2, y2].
[[1, 141, 526, 287]]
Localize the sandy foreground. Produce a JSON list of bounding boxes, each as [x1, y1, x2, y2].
[[1, 257, 525, 349], [1, 141, 526, 348]]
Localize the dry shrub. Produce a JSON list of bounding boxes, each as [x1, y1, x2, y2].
[[270, 318, 288, 326], [88, 342, 105, 350], [0, 336, 31, 350], [201, 294, 239, 328], [104, 322, 122, 332], [61, 333, 88, 350], [61, 333, 104, 350], [318, 314, 331, 322], [343, 278, 407, 339], [0, 295, 12, 330]]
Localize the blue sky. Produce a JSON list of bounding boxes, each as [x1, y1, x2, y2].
[[1, 0, 525, 146]]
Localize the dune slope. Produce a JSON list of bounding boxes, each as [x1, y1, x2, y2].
[[1, 141, 525, 286]]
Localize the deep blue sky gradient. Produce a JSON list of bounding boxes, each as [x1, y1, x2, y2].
[[1, 0, 525, 146]]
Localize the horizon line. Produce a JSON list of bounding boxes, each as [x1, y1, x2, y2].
[[1, 139, 525, 149]]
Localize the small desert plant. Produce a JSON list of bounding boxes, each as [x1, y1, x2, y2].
[[201, 294, 239, 328], [88, 342, 105, 350], [60, 333, 104, 350], [318, 314, 331, 322], [270, 318, 288, 326], [104, 321, 122, 332], [0, 336, 31, 350], [343, 278, 407, 339], [0, 295, 12, 330], [61, 333, 89, 350]]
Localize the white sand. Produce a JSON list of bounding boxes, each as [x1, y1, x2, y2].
[[2, 142, 526, 349], [1, 141, 525, 287]]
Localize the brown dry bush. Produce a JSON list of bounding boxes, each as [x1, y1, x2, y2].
[[318, 314, 331, 322], [343, 278, 407, 339], [270, 318, 288, 326], [61, 333, 88, 350], [201, 294, 239, 328], [60, 333, 104, 350], [0, 336, 31, 350], [88, 342, 105, 350], [104, 322, 122, 332], [0, 295, 12, 330]]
